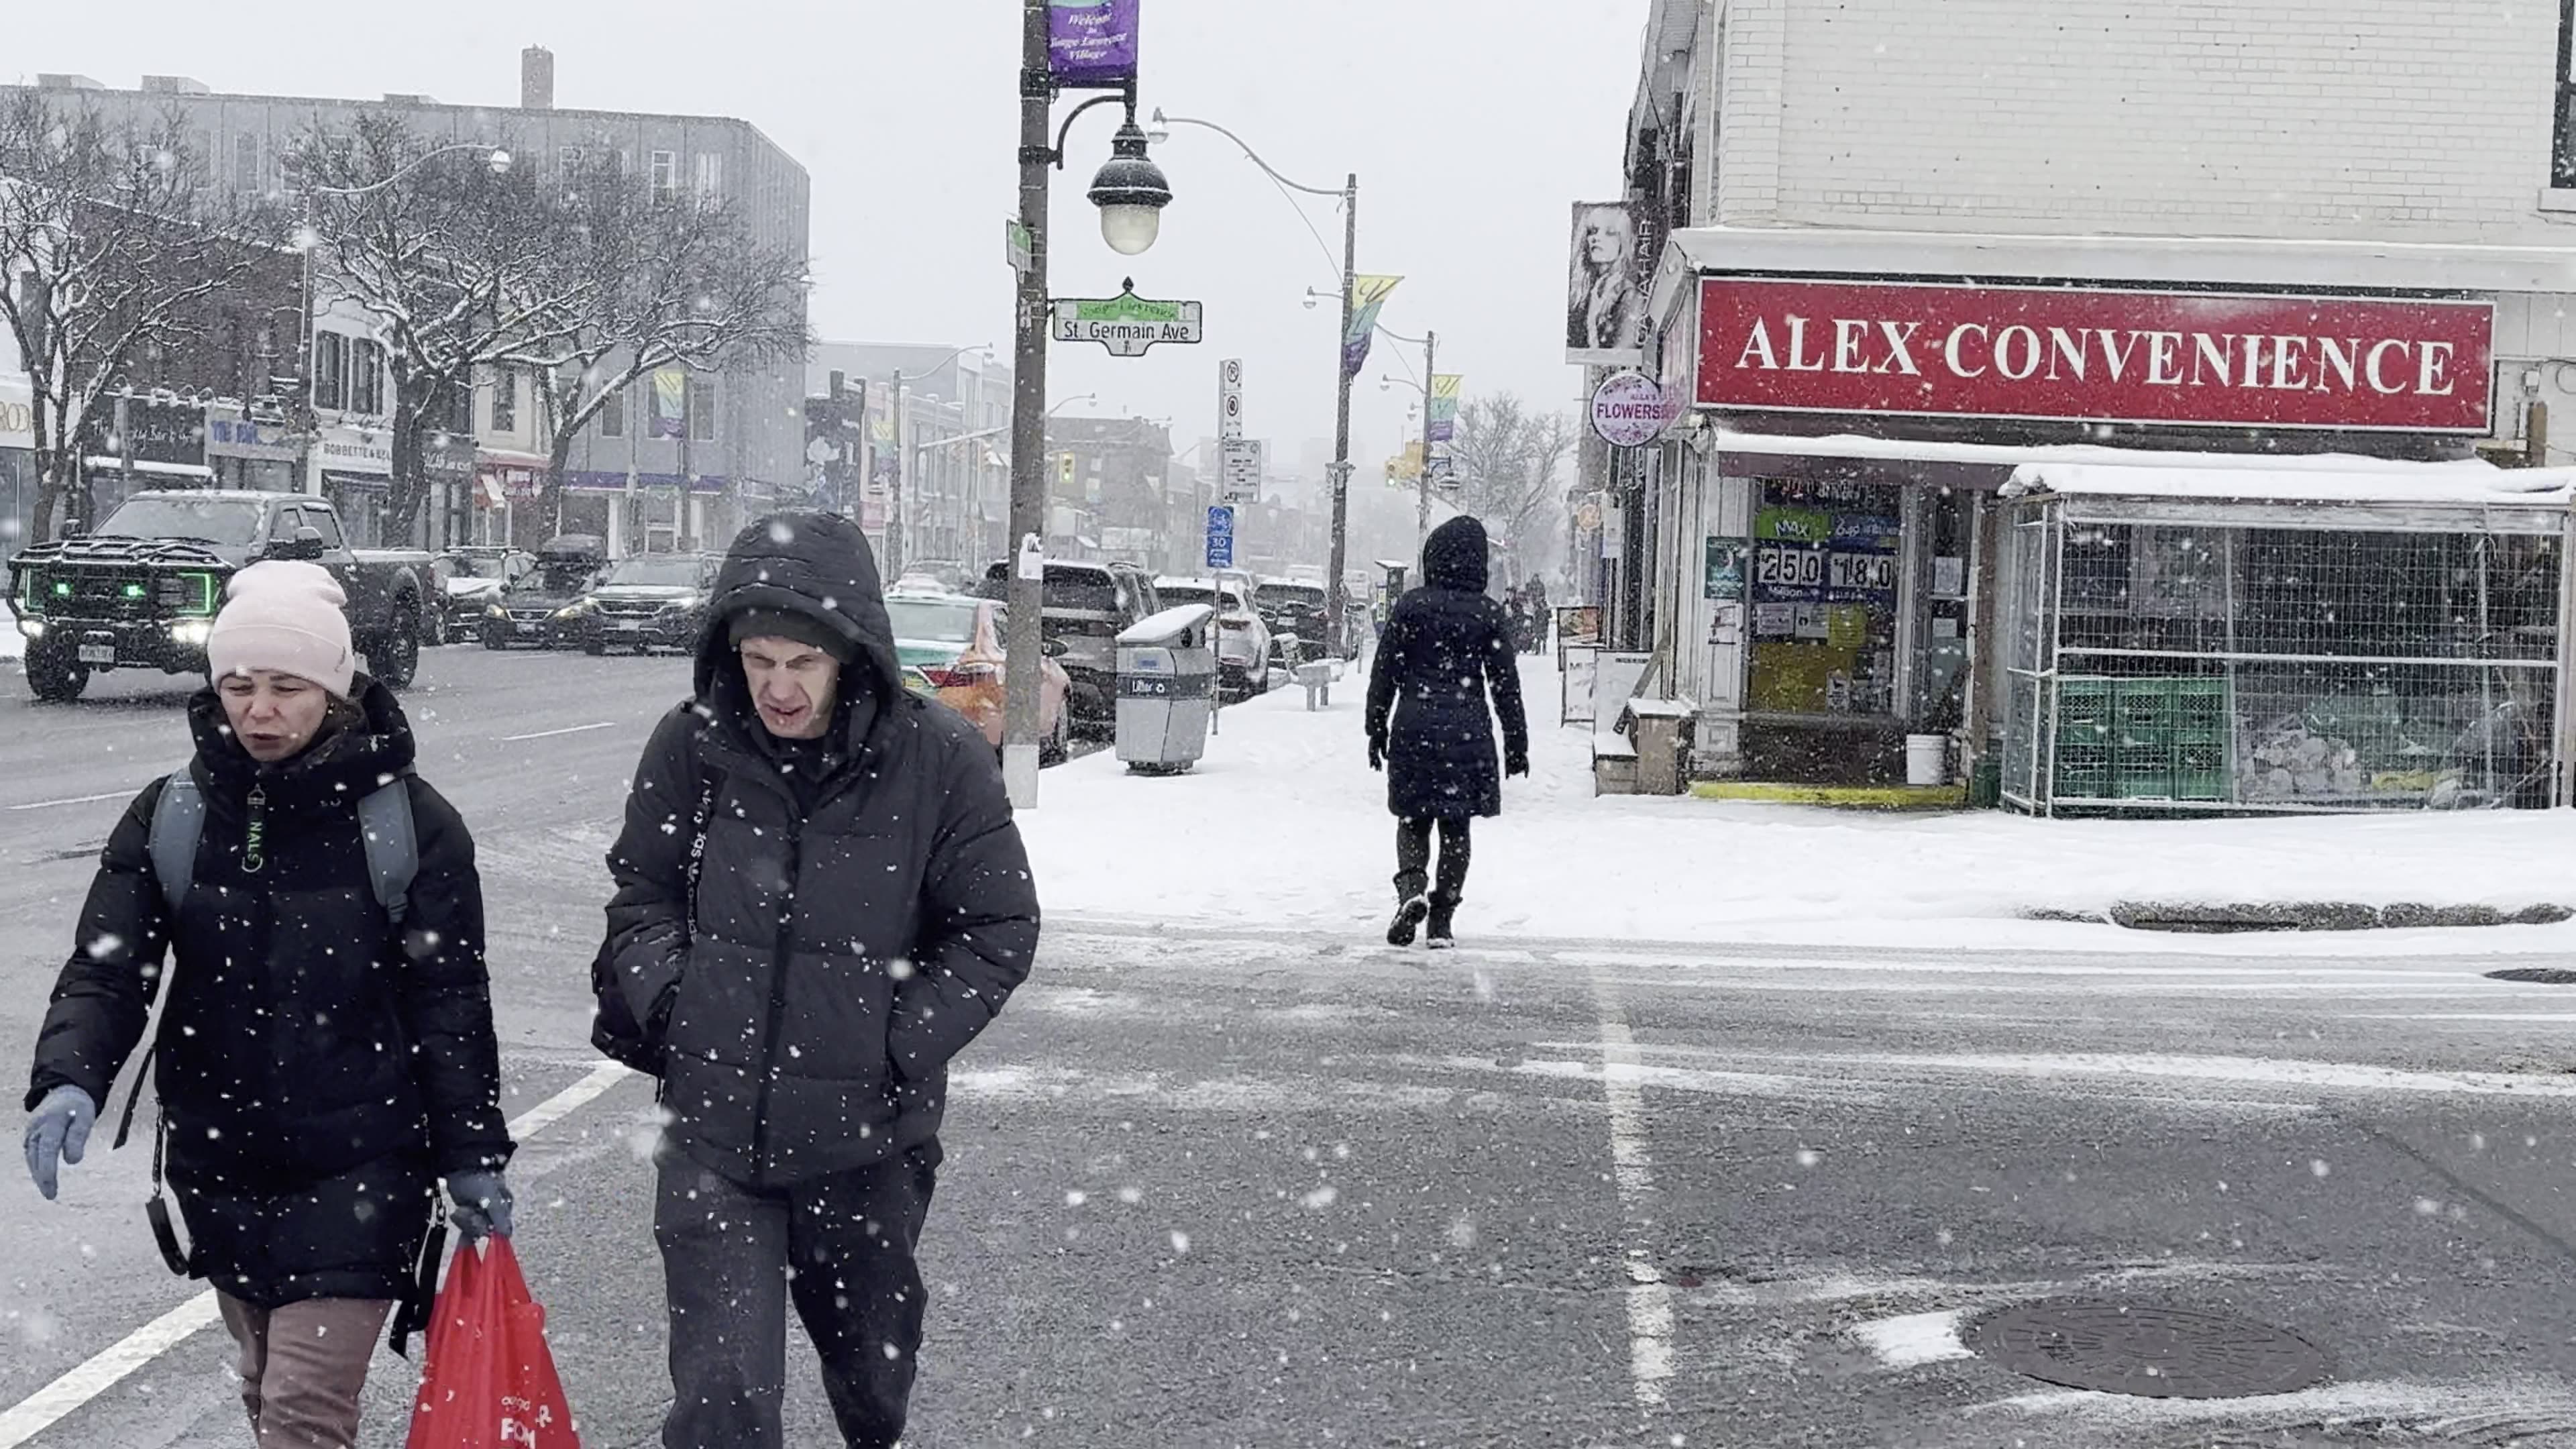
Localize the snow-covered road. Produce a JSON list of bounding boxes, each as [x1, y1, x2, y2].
[[1019, 653, 2576, 955]]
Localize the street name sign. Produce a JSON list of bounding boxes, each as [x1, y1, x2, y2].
[[1053, 282, 1206, 358]]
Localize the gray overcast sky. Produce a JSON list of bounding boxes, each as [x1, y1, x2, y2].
[[11, 1, 1646, 476]]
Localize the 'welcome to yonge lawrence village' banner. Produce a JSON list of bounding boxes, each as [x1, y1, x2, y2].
[[1695, 278, 2494, 433]]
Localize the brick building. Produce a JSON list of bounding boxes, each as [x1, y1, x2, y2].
[[1596, 0, 2576, 792]]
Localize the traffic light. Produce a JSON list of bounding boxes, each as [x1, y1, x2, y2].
[[1057, 452, 1077, 492]]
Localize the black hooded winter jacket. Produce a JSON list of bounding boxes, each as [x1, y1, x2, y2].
[[1366, 516, 1531, 820], [25, 679, 511, 1305], [604, 512, 1040, 1188]]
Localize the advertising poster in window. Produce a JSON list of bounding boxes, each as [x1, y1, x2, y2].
[[1703, 538, 1746, 601]]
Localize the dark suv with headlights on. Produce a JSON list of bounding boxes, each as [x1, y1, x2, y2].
[[478, 535, 606, 649], [568, 552, 720, 654]]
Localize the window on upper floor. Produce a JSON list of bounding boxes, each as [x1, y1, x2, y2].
[[312, 331, 346, 411], [558, 144, 583, 179], [650, 150, 678, 202], [233, 133, 261, 191], [688, 378, 716, 441], [695, 152, 723, 199], [600, 386, 626, 438], [492, 371, 518, 433], [350, 339, 384, 415], [2560, 1, 2576, 186]]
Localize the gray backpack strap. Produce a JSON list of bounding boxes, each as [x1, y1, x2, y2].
[[356, 778, 419, 926], [146, 775, 205, 916]]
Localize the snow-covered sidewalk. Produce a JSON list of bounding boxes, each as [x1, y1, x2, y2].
[[1017, 655, 2576, 953]]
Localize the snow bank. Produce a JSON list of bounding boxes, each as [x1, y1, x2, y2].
[[0, 600, 20, 661], [1019, 655, 2576, 950]]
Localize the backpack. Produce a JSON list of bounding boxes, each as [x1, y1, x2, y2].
[[589, 765, 720, 1077], [148, 771, 418, 922], [120, 769, 433, 1324]]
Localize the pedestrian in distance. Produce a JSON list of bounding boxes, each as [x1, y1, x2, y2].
[[600, 511, 1040, 1449], [1365, 515, 1532, 950], [21, 560, 513, 1449]]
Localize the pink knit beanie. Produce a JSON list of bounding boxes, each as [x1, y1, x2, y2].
[[205, 561, 357, 698]]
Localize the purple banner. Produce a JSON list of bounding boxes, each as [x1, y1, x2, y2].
[[1049, 0, 1140, 88]]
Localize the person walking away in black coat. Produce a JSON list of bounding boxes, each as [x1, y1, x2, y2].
[[604, 512, 1040, 1449], [1365, 516, 1531, 949], [21, 561, 512, 1449]]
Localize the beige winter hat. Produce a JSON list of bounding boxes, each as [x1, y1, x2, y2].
[[205, 560, 357, 697]]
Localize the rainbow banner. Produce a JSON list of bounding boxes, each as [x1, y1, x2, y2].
[[1343, 275, 1403, 377]]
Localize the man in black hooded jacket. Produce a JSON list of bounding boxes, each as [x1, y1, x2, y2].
[[604, 512, 1039, 1449]]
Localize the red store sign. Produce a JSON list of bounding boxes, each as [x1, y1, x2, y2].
[[1695, 278, 2493, 433]]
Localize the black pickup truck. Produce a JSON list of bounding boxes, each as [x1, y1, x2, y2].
[[6, 491, 435, 701]]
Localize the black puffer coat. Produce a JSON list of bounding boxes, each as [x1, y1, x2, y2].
[[605, 512, 1040, 1189], [1366, 516, 1531, 820], [26, 680, 511, 1306]]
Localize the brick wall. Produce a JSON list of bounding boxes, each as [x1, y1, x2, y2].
[[1713, 0, 2571, 241]]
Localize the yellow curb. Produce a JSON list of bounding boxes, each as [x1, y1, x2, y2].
[[1688, 782, 1970, 810]]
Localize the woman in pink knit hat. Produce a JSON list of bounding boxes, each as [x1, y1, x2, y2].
[[21, 559, 513, 1449]]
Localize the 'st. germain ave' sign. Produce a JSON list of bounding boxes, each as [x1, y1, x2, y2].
[[1695, 277, 2493, 433]]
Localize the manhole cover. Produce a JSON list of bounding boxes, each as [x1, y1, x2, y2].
[[1964, 1299, 2329, 1399], [2487, 967, 2576, 985]]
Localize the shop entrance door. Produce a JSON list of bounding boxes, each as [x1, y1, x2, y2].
[[1747, 479, 1903, 720]]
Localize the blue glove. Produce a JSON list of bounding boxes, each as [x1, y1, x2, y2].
[[444, 1170, 514, 1241], [23, 1085, 97, 1201]]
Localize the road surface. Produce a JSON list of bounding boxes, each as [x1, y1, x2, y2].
[[4, 649, 2575, 1446]]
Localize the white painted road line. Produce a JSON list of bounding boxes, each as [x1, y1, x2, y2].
[[1589, 965, 1674, 1411], [501, 721, 616, 743], [7, 791, 136, 812], [0, 1060, 633, 1449]]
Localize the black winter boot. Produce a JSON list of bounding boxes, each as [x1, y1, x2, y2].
[[1387, 895, 1430, 947], [1425, 895, 1458, 950]]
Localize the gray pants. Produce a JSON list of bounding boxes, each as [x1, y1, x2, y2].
[[655, 1143, 941, 1449]]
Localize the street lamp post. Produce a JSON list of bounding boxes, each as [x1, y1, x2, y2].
[[1379, 324, 1440, 553], [1006, 0, 1172, 808], [1145, 108, 1359, 649], [885, 343, 992, 581]]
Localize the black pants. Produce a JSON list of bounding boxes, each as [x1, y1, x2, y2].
[[1395, 816, 1472, 906], [656, 1142, 941, 1449]]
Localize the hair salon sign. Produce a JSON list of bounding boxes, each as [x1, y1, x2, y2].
[[1695, 278, 2493, 433]]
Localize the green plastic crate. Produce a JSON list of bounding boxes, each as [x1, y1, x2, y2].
[[2175, 740, 2229, 802], [2174, 678, 2229, 744], [2115, 679, 2174, 739], [2114, 752, 2176, 799], [2053, 742, 2112, 800]]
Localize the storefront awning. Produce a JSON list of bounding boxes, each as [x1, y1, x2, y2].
[[83, 455, 212, 480], [2005, 460, 2576, 508]]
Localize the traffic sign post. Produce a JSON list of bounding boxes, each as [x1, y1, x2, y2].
[[1218, 358, 1244, 439], [1205, 504, 1236, 570], [1220, 437, 1264, 502]]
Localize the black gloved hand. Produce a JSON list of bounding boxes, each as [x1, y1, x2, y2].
[[1367, 734, 1385, 771], [1505, 749, 1530, 779], [445, 1170, 514, 1242]]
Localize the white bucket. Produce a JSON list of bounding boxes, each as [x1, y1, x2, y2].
[[1904, 734, 1947, 787]]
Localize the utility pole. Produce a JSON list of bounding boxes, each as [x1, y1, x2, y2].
[[1415, 329, 1438, 555], [1324, 174, 1358, 651], [1003, 0, 1054, 809], [889, 368, 908, 578]]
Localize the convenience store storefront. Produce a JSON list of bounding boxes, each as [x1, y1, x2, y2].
[[1636, 227, 2559, 790]]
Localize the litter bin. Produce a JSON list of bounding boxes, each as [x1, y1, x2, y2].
[[1619, 696, 1699, 797], [1116, 603, 1218, 775]]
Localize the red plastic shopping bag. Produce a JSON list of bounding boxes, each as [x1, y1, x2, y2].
[[405, 1236, 580, 1448]]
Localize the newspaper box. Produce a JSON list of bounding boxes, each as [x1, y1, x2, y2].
[[1116, 603, 1218, 774]]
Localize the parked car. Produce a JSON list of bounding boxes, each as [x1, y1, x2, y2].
[[888, 592, 1073, 764], [896, 559, 971, 594], [976, 559, 1160, 733], [1256, 578, 1332, 668], [438, 545, 536, 644], [7, 491, 435, 701], [478, 535, 607, 650], [1155, 574, 1272, 700], [569, 552, 721, 655]]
